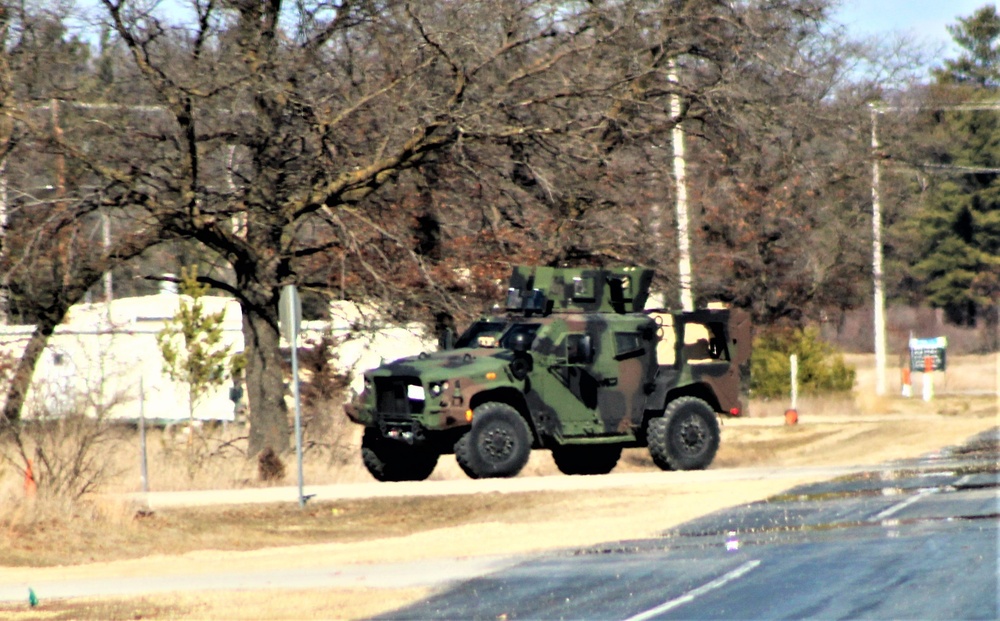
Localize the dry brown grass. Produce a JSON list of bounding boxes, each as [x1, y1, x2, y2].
[[750, 351, 998, 418], [846, 351, 999, 395], [4, 484, 701, 568], [3, 354, 993, 497], [2, 398, 995, 569], [0, 588, 429, 621]]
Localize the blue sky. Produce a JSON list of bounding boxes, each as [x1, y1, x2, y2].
[[832, 0, 990, 55], [78, 0, 989, 63], [81, 1, 988, 52]]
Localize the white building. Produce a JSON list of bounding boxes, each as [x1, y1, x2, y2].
[[0, 294, 434, 422]]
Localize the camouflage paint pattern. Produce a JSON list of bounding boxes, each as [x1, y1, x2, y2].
[[345, 266, 750, 452], [507, 266, 654, 314]]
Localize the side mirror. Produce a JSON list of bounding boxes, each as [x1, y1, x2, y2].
[[440, 327, 454, 351]]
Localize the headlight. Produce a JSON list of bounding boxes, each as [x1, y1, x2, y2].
[[429, 381, 449, 396], [407, 385, 426, 401]]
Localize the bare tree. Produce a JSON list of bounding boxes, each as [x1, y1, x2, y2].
[[86, 0, 670, 456], [0, 0, 927, 455], [0, 2, 184, 422]]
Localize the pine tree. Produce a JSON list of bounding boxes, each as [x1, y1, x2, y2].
[[911, 7, 1000, 325], [933, 4, 1000, 87], [913, 176, 1000, 325], [157, 266, 240, 431]]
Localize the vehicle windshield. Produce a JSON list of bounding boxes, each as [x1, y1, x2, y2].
[[454, 321, 508, 349], [498, 323, 541, 349]]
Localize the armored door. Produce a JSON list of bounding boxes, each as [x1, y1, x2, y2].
[[532, 326, 650, 439]]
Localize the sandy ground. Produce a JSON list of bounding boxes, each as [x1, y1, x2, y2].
[[1, 399, 997, 620]]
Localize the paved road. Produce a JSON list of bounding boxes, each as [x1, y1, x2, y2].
[[0, 460, 872, 604], [378, 428, 1000, 620]]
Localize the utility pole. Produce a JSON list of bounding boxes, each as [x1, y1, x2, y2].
[[103, 212, 113, 302], [0, 158, 7, 324], [870, 104, 888, 396], [669, 60, 694, 312]]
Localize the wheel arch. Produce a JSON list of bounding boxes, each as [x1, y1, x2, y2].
[[664, 383, 721, 413], [468, 386, 539, 445]]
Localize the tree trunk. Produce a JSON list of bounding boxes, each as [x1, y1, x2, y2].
[[2, 323, 56, 422], [242, 302, 290, 457]]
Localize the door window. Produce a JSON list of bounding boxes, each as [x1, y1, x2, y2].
[[683, 321, 729, 361], [614, 332, 645, 361], [566, 333, 593, 364]]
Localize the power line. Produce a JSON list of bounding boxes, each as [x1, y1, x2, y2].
[[32, 101, 167, 113], [872, 102, 1000, 113], [920, 163, 1000, 174]]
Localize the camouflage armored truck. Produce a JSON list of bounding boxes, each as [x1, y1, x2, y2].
[[344, 266, 751, 481]]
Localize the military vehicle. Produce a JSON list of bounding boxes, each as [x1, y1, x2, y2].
[[344, 266, 751, 481]]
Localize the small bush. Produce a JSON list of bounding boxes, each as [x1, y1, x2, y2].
[[289, 333, 354, 465], [751, 326, 856, 399], [257, 447, 286, 482], [1, 407, 128, 501]]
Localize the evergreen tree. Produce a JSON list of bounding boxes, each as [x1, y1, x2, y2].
[[933, 4, 1000, 87], [913, 174, 1000, 325], [911, 7, 1000, 325], [157, 266, 239, 427]]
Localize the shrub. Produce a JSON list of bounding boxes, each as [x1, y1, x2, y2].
[[1, 407, 127, 501], [292, 333, 353, 465], [257, 447, 286, 482], [751, 326, 856, 399], [157, 265, 240, 424]]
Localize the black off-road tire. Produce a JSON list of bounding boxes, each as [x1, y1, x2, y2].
[[646, 417, 673, 470], [551, 444, 622, 475], [456, 402, 532, 478], [361, 428, 439, 482], [647, 397, 720, 471], [453, 433, 479, 479]]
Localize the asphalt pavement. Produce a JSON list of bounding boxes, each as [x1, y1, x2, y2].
[[377, 428, 1000, 620]]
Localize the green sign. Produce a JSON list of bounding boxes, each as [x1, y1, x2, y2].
[[909, 337, 947, 372]]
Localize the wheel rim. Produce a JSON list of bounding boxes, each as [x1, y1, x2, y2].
[[480, 423, 516, 463], [674, 414, 708, 455]]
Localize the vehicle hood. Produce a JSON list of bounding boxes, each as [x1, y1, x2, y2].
[[373, 347, 513, 381]]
